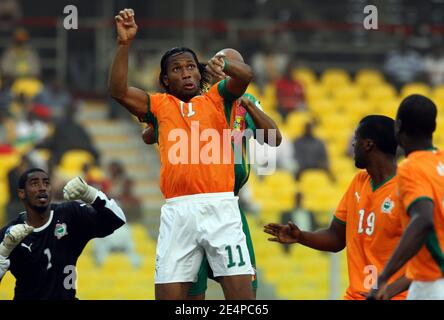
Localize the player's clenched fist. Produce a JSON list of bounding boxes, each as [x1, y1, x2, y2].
[[63, 177, 98, 204], [115, 8, 137, 45], [0, 224, 34, 258]]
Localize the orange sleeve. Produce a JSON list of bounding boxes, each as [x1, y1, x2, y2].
[[398, 164, 434, 214], [334, 191, 348, 225], [206, 79, 238, 112], [140, 93, 163, 123], [334, 172, 362, 224]]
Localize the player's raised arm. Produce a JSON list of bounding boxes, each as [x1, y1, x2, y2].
[[264, 218, 346, 253], [63, 177, 126, 239], [108, 8, 148, 119], [239, 96, 282, 146], [207, 53, 253, 98]]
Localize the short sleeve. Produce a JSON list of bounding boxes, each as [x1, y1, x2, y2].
[[334, 173, 361, 224], [334, 192, 348, 225], [140, 93, 163, 124], [398, 164, 434, 214]]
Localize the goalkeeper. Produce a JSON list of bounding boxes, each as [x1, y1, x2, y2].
[[0, 168, 126, 300]]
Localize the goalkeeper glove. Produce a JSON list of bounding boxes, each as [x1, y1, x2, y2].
[[0, 224, 34, 258], [63, 177, 98, 204]]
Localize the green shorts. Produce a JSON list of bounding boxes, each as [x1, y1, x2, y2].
[[188, 206, 257, 296]]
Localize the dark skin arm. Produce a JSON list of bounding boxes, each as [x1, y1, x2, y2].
[[206, 54, 253, 98], [371, 199, 434, 299], [264, 219, 346, 253], [108, 8, 148, 119], [239, 97, 282, 146], [366, 275, 411, 300]]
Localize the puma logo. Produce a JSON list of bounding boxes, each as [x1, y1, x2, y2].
[[21, 243, 32, 253], [355, 192, 360, 203]]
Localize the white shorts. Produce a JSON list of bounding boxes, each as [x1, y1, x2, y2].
[[407, 278, 444, 300], [154, 192, 254, 284]]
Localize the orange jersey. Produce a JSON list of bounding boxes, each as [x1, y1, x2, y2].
[[143, 80, 237, 199], [334, 171, 407, 300], [397, 149, 444, 281]]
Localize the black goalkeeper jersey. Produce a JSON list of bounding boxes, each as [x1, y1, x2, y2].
[[0, 197, 125, 300]]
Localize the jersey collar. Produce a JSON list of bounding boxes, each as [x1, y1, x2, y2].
[[33, 210, 54, 233]]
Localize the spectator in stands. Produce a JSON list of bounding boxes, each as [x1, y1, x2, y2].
[[107, 161, 142, 222], [35, 102, 100, 172], [275, 61, 306, 120], [383, 39, 423, 90], [14, 102, 50, 147], [280, 192, 317, 254], [293, 122, 335, 181], [424, 44, 444, 86], [34, 77, 73, 121], [0, 105, 15, 151], [92, 161, 142, 269], [0, 74, 13, 111], [0, 0, 21, 31], [252, 42, 289, 87], [6, 155, 33, 222], [1, 28, 41, 79]]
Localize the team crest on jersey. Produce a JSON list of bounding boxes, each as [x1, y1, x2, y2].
[[437, 162, 444, 176], [381, 197, 395, 214], [54, 223, 68, 239]]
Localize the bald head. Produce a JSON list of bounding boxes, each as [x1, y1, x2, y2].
[[216, 48, 244, 63]]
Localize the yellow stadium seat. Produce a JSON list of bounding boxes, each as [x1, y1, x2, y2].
[[11, 77, 43, 99], [284, 112, 312, 139], [59, 150, 95, 174], [306, 84, 329, 103], [331, 86, 363, 107], [432, 85, 444, 107], [0, 181, 10, 206], [299, 170, 333, 191], [341, 99, 373, 123], [308, 98, 339, 118], [320, 69, 351, 90], [355, 69, 385, 88], [292, 68, 317, 87], [401, 83, 431, 99], [0, 152, 20, 179], [366, 84, 397, 102]]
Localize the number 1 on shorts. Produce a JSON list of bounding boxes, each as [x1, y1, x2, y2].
[[225, 245, 246, 268]]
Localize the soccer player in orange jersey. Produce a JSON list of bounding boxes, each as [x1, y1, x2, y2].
[[264, 115, 410, 299], [370, 95, 444, 300], [109, 9, 255, 300]]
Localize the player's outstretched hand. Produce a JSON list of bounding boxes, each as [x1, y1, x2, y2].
[[0, 224, 34, 258], [263, 221, 301, 244], [115, 8, 137, 45], [63, 177, 98, 204]]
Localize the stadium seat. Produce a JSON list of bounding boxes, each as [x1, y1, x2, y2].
[[292, 68, 317, 87], [331, 86, 363, 107], [59, 150, 95, 175], [305, 84, 329, 103], [355, 69, 385, 88], [283, 111, 312, 139], [366, 84, 397, 105], [400, 83, 431, 99], [320, 69, 351, 91], [11, 77, 43, 100], [432, 85, 444, 106]]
